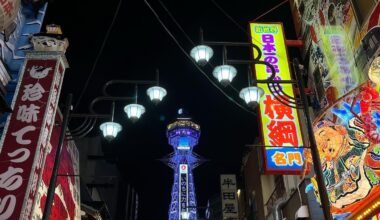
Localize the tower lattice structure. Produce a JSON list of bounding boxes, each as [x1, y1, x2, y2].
[[164, 113, 202, 220]]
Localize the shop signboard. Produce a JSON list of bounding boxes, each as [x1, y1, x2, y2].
[[220, 174, 239, 220], [250, 22, 304, 174], [0, 53, 67, 219]]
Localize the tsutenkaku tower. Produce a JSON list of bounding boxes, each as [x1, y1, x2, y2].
[[164, 109, 202, 220]]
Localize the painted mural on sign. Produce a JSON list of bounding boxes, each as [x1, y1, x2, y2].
[[290, 0, 374, 110], [304, 81, 380, 219]]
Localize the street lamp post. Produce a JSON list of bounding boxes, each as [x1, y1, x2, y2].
[[42, 76, 167, 220], [190, 31, 332, 220]]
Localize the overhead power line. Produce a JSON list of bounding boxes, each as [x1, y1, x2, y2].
[[74, 0, 123, 111], [157, 0, 241, 94], [144, 0, 256, 115], [209, 0, 293, 64]]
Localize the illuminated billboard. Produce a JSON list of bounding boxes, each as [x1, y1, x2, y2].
[[305, 82, 380, 219], [250, 22, 304, 174]]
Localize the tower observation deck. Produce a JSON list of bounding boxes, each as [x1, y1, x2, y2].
[[164, 109, 202, 220]]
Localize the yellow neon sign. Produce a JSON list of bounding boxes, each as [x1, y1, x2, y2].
[[250, 22, 304, 173]]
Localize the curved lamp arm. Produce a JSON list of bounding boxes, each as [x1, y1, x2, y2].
[[89, 96, 134, 114], [102, 79, 157, 96]]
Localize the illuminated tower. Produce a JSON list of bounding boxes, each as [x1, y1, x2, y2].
[[164, 109, 202, 220]]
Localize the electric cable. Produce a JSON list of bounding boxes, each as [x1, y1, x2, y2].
[[74, 0, 123, 111], [144, 0, 256, 115], [157, 0, 242, 94], [210, 0, 292, 64], [252, 0, 289, 22]]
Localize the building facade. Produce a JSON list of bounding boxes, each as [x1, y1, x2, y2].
[[77, 136, 139, 220], [242, 1, 380, 220], [289, 0, 380, 219], [0, 1, 84, 219]]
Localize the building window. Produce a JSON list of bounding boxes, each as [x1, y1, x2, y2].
[[351, 0, 379, 27]]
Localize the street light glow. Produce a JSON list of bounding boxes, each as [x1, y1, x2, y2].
[[213, 64, 237, 86], [99, 121, 122, 141], [190, 45, 213, 66], [239, 86, 264, 107], [124, 104, 145, 122], [147, 86, 167, 104]]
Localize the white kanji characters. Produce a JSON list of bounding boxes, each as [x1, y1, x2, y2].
[[0, 167, 23, 191], [11, 125, 36, 145], [29, 66, 52, 79], [16, 104, 40, 123], [7, 148, 30, 163], [21, 83, 45, 102], [0, 195, 16, 219]]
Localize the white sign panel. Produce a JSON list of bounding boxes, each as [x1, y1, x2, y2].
[[220, 174, 239, 220], [179, 164, 188, 219]]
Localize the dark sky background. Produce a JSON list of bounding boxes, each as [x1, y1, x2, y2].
[[43, 0, 296, 219]]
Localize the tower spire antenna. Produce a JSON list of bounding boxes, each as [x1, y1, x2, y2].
[[164, 111, 202, 220]]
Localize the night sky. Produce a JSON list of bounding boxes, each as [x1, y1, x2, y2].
[[43, 0, 295, 219]]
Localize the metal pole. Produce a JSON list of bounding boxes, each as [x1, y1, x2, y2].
[[42, 93, 73, 220], [293, 59, 332, 220]]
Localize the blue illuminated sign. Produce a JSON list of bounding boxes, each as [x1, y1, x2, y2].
[[265, 148, 304, 172], [178, 137, 190, 150]]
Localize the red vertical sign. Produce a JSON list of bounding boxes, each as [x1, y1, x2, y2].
[[0, 55, 66, 219], [37, 113, 80, 219]]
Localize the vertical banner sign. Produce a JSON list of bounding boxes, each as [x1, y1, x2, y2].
[[179, 164, 188, 219], [250, 22, 304, 174], [0, 52, 67, 219], [220, 174, 239, 220]]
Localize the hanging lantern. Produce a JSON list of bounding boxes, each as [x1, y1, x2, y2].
[[99, 122, 122, 141], [239, 86, 264, 108], [190, 45, 214, 66], [124, 104, 145, 122], [369, 56, 380, 84], [212, 65, 237, 86], [146, 86, 167, 104]]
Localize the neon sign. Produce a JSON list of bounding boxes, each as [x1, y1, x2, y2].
[[250, 22, 304, 174]]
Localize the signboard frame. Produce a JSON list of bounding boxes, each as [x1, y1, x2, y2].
[[249, 22, 305, 174]]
